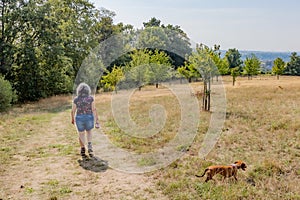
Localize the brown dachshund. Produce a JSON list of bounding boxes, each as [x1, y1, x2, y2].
[[196, 160, 247, 182]]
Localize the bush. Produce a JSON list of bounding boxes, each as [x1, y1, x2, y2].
[[0, 76, 17, 112]]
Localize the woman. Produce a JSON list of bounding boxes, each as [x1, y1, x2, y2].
[[71, 83, 99, 158]]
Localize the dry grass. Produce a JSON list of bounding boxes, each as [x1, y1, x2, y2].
[[0, 76, 299, 199], [99, 86, 189, 154], [154, 75, 300, 199]]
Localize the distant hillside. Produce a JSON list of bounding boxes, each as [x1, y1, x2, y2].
[[239, 51, 294, 62], [220, 50, 298, 71], [221, 50, 293, 62]]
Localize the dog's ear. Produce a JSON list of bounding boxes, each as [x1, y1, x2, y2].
[[234, 161, 241, 165]]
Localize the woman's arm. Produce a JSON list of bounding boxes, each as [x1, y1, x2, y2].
[[71, 103, 77, 124], [92, 102, 99, 124]]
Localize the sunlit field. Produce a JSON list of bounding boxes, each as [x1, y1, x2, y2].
[[0, 75, 299, 199], [153, 76, 300, 199]]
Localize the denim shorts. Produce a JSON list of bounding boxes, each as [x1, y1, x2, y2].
[[75, 114, 94, 132]]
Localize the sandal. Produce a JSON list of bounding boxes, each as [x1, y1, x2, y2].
[[80, 147, 87, 158], [88, 149, 94, 157], [88, 143, 93, 157]]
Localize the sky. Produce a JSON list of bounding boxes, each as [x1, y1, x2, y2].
[[91, 0, 300, 52]]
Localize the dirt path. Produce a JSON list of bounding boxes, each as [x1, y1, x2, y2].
[[0, 108, 168, 200]]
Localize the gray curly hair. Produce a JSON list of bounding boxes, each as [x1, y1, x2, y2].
[[76, 82, 91, 97]]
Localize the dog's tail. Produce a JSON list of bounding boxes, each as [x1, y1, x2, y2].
[[195, 168, 208, 178]]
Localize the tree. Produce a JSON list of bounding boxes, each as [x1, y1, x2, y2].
[[101, 66, 124, 93], [0, 0, 23, 76], [123, 49, 150, 90], [1, 0, 120, 101], [162, 24, 192, 67], [285, 52, 300, 75], [47, 0, 118, 74], [201, 44, 229, 80], [187, 44, 217, 111], [137, 26, 169, 51], [218, 58, 230, 76], [122, 49, 172, 90], [138, 18, 192, 67], [11, 0, 48, 101], [225, 48, 243, 86], [243, 54, 261, 79], [143, 17, 161, 28], [177, 62, 201, 83], [147, 50, 172, 88], [272, 58, 285, 79]]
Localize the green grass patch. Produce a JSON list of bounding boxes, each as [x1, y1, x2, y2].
[[59, 186, 72, 194], [48, 144, 75, 156], [25, 187, 34, 194], [138, 157, 156, 166]]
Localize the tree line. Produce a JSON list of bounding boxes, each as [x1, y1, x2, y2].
[[1, 0, 300, 111]]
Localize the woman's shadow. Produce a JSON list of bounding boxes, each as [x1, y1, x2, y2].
[[77, 156, 109, 172]]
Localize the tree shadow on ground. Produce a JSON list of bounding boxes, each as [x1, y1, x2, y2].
[[77, 156, 109, 172]]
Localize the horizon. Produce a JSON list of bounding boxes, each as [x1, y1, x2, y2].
[[220, 49, 300, 53], [91, 0, 300, 52]]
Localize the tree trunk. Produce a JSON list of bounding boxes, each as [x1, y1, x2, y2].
[[202, 81, 206, 110], [232, 76, 236, 86], [202, 79, 211, 111], [208, 78, 211, 111]]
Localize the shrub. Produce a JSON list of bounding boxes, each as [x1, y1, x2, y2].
[[0, 76, 17, 112]]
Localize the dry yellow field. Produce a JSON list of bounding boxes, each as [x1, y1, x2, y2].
[[0, 75, 299, 199]]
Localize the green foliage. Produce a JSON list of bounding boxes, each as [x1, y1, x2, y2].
[[101, 66, 124, 92], [225, 48, 243, 70], [177, 66, 194, 82], [272, 58, 285, 79], [177, 60, 201, 83], [204, 44, 229, 75], [138, 18, 192, 67], [285, 52, 300, 75], [188, 44, 216, 80], [137, 27, 169, 50], [0, 76, 17, 112], [219, 58, 230, 75], [0, 0, 21, 75], [123, 49, 150, 89], [243, 54, 261, 79], [187, 44, 218, 110], [121, 49, 172, 89], [177, 44, 227, 82], [143, 17, 162, 27], [225, 48, 243, 85], [147, 50, 172, 88], [1, 0, 120, 102]]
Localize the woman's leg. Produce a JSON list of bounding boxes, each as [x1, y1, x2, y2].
[[87, 130, 92, 144], [78, 131, 86, 147], [78, 131, 87, 157], [87, 130, 93, 156]]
